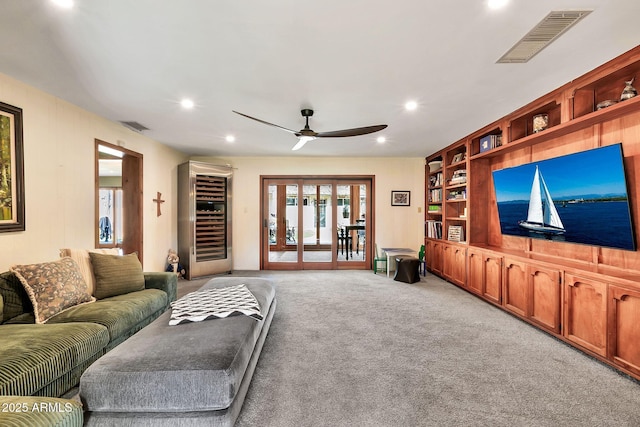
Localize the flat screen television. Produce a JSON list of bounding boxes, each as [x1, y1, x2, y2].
[[492, 143, 636, 251]]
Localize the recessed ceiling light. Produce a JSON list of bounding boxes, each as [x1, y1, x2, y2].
[[487, 0, 508, 10], [376, 136, 386, 143], [404, 100, 418, 111], [225, 135, 235, 143], [180, 99, 194, 109], [51, 0, 74, 8]]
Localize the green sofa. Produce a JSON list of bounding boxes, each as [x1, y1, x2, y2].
[[0, 269, 177, 399]]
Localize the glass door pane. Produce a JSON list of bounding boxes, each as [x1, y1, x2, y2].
[[336, 184, 367, 262], [336, 185, 351, 261], [267, 183, 298, 263], [357, 183, 367, 261], [98, 188, 115, 244], [303, 184, 332, 263]]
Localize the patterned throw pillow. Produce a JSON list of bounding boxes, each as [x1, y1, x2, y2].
[[10, 257, 95, 324], [89, 252, 145, 299], [169, 284, 262, 326]]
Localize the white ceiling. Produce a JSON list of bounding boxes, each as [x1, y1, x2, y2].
[[1, 1, 639, 157]]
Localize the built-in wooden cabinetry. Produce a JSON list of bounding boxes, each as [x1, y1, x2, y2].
[[424, 45, 640, 381]]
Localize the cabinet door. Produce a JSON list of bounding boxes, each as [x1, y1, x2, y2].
[[426, 240, 443, 276], [467, 249, 484, 296], [564, 273, 607, 356], [608, 285, 640, 376], [484, 255, 502, 304], [425, 241, 434, 272], [451, 246, 467, 286], [442, 244, 454, 282], [503, 258, 528, 317], [442, 244, 466, 286], [529, 266, 561, 334]]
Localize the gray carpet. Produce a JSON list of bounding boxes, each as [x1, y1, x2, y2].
[[177, 271, 640, 427]]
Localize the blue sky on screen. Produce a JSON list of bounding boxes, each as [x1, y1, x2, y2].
[[492, 144, 629, 202]]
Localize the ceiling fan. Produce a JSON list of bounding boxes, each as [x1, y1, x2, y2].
[[232, 109, 387, 151]]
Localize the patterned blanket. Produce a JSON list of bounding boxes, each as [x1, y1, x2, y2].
[[169, 284, 262, 325]]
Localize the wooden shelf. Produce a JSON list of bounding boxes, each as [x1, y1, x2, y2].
[[470, 94, 640, 161], [426, 144, 468, 242], [445, 183, 467, 190], [509, 101, 561, 142]]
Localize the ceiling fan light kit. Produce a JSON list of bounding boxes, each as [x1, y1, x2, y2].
[[292, 136, 316, 151], [232, 109, 387, 151]]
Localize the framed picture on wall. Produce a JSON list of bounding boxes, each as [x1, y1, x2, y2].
[[0, 102, 25, 232], [391, 190, 410, 206]]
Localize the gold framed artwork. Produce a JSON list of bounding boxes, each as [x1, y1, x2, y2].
[[0, 102, 25, 232]]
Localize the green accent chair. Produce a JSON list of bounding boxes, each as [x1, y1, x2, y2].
[[373, 244, 387, 274]]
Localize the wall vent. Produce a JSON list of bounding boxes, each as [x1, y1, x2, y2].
[[497, 10, 592, 63], [120, 121, 149, 132]]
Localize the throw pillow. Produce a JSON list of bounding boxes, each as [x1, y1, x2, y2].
[[169, 284, 262, 326], [0, 271, 33, 323], [59, 248, 120, 296], [89, 252, 145, 299], [10, 257, 95, 324]]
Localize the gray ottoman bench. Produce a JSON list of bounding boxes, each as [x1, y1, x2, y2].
[[79, 277, 276, 426]]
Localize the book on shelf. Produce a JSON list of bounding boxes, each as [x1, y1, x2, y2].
[[429, 172, 443, 187], [449, 169, 467, 185], [448, 189, 466, 200], [426, 220, 443, 239], [430, 188, 442, 202], [479, 134, 502, 153], [447, 225, 464, 242]]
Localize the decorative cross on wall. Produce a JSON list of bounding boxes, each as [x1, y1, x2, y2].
[[153, 192, 165, 217]]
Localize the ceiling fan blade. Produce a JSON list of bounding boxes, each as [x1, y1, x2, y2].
[[316, 124, 387, 138], [232, 110, 297, 134], [291, 136, 316, 151]]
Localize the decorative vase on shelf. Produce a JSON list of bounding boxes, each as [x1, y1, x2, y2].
[[620, 77, 637, 101], [532, 114, 549, 133]]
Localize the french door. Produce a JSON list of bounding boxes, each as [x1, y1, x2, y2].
[[261, 176, 373, 270]]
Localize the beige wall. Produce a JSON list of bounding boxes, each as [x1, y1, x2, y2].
[[194, 156, 426, 270], [0, 72, 188, 272]]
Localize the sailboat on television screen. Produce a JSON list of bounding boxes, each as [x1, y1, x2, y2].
[[518, 166, 566, 234]]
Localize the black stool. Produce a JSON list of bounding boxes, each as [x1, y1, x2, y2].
[[393, 257, 421, 284]]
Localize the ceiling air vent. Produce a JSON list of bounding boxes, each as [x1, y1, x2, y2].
[[120, 121, 149, 133], [497, 10, 592, 63]]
